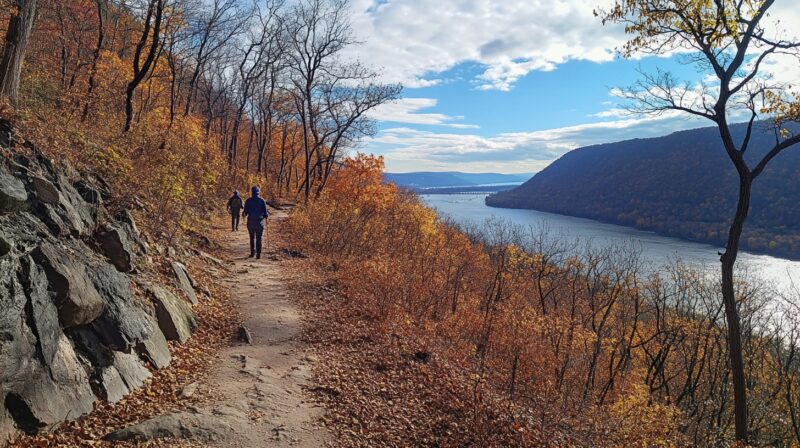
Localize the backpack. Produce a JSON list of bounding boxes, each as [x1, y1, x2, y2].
[[228, 196, 243, 210]]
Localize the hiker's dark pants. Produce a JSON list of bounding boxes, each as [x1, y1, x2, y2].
[[230, 212, 240, 231], [248, 222, 264, 255]]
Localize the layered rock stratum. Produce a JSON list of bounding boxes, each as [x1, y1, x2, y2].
[[0, 120, 199, 445]]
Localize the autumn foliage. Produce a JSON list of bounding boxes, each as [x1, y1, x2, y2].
[[2, 1, 227, 236], [1, 0, 396, 238], [6, 0, 800, 446], [291, 155, 800, 446]]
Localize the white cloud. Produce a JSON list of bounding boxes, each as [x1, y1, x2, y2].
[[349, 0, 800, 173], [475, 58, 557, 91], [346, 0, 624, 91], [760, 53, 800, 91], [590, 108, 633, 118], [368, 111, 706, 172], [345, 0, 800, 93], [369, 97, 479, 128]]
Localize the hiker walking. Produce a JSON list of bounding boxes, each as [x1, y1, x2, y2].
[[243, 186, 269, 259], [226, 190, 244, 231]]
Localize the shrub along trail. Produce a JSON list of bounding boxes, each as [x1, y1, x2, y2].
[[279, 232, 535, 447]]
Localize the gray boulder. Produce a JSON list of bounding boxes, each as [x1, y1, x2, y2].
[[67, 319, 163, 405], [115, 209, 140, 239], [146, 284, 197, 343], [9, 336, 96, 433], [136, 316, 171, 370], [94, 224, 135, 272], [73, 179, 103, 206], [30, 176, 59, 204], [113, 351, 152, 393], [97, 363, 129, 404], [22, 257, 62, 367], [0, 131, 204, 440], [114, 209, 148, 255], [0, 407, 14, 446], [30, 243, 105, 328], [0, 260, 38, 392], [66, 325, 113, 366], [104, 412, 236, 443], [33, 202, 70, 237], [0, 258, 95, 435], [96, 352, 152, 404], [0, 235, 10, 258], [53, 173, 97, 237], [171, 262, 198, 305], [88, 263, 153, 352], [0, 165, 27, 214], [17, 151, 97, 237]]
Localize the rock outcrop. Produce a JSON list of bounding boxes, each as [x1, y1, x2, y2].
[[146, 284, 197, 343], [171, 261, 198, 305], [0, 122, 202, 445], [104, 410, 242, 443]]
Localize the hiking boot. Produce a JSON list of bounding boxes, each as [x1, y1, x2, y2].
[[249, 252, 255, 258], [256, 253, 261, 259]]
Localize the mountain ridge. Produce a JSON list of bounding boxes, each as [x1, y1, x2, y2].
[[486, 122, 800, 259]]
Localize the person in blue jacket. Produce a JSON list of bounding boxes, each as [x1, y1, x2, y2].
[[242, 186, 269, 258]]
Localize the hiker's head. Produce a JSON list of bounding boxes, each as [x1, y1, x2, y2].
[[251, 186, 260, 197], [233, 190, 240, 197]]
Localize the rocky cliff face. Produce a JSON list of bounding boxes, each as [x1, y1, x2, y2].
[[0, 120, 200, 444]]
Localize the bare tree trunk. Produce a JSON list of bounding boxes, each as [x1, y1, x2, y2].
[[276, 125, 288, 193], [166, 43, 180, 126], [228, 108, 244, 166], [508, 353, 519, 400], [82, 0, 105, 121], [55, 2, 68, 89], [299, 112, 312, 201], [0, 0, 38, 106], [244, 122, 255, 172], [124, 0, 164, 133], [721, 174, 752, 442]]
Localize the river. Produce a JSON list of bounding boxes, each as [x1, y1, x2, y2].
[[421, 193, 800, 290]]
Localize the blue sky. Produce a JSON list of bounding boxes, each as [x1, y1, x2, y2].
[[387, 58, 700, 134], [344, 0, 800, 173]]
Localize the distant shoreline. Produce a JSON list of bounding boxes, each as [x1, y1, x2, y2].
[[484, 194, 800, 263], [405, 184, 521, 195]]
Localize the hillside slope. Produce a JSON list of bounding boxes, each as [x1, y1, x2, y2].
[[0, 120, 213, 445], [486, 123, 800, 259]]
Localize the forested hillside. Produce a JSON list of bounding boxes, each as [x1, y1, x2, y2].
[[487, 122, 800, 258], [0, 0, 397, 445], [0, 0, 399, 221], [288, 155, 800, 447]]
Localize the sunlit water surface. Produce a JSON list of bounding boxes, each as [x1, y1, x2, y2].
[[422, 194, 800, 291]]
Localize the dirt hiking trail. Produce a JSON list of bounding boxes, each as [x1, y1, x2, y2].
[[203, 208, 329, 447]]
